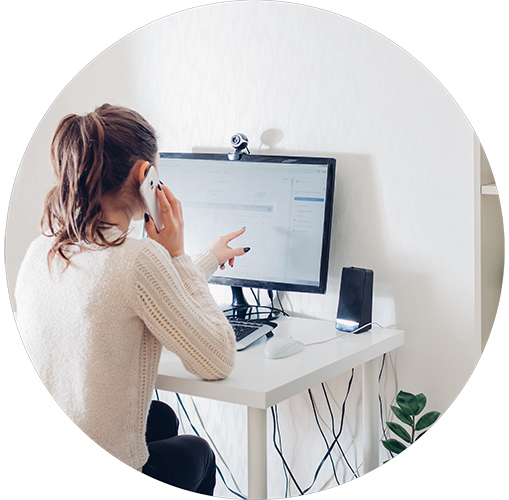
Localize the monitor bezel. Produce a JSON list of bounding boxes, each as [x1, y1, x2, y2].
[[159, 152, 336, 294]]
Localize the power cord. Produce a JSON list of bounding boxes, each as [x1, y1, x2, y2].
[[188, 397, 244, 495], [303, 322, 384, 346], [268, 289, 275, 310], [270, 368, 357, 495], [249, 288, 260, 307], [175, 393, 247, 499], [276, 291, 286, 316], [273, 405, 290, 497], [223, 304, 289, 321], [270, 405, 304, 495], [308, 389, 341, 486], [321, 383, 359, 479], [378, 351, 399, 462], [301, 369, 355, 494], [378, 354, 393, 459]]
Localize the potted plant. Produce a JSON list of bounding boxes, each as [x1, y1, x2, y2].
[[382, 390, 441, 455]]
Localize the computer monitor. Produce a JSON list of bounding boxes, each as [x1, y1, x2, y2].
[[158, 152, 336, 301]]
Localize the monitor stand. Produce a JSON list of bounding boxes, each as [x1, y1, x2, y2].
[[230, 286, 280, 321]]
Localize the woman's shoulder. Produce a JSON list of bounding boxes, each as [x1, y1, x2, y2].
[[28, 233, 53, 251], [122, 234, 171, 269], [20, 234, 54, 265]]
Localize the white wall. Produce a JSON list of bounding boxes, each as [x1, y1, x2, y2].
[[5, 2, 487, 497]]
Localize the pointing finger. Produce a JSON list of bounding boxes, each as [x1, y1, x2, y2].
[[223, 227, 246, 243]]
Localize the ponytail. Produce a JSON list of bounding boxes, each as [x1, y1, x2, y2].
[[42, 104, 158, 266]]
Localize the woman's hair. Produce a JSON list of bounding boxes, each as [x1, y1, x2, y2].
[[42, 103, 158, 266]]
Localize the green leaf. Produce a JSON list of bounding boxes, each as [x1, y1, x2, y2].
[[415, 394, 427, 415], [387, 422, 412, 443], [396, 391, 420, 415], [391, 405, 413, 426], [416, 411, 440, 431], [382, 439, 407, 455]]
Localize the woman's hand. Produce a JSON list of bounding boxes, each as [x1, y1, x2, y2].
[[144, 184, 185, 258], [207, 227, 251, 269]]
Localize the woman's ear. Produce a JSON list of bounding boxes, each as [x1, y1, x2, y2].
[[134, 160, 151, 186]]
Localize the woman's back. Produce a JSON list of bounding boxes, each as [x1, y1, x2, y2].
[[15, 229, 235, 469], [17, 232, 158, 468]]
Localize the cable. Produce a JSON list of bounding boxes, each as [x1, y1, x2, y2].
[[388, 351, 399, 403], [301, 369, 356, 494], [304, 322, 384, 346], [276, 291, 287, 316], [222, 304, 288, 320], [274, 405, 290, 497], [176, 393, 201, 435], [378, 354, 390, 440], [378, 351, 399, 461], [320, 384, 336, 440], [378, 354, 393, 458], [321, 383, 358, 479], [176, 395, 246, 499], [378, 353, 386, 384], [250, 288, 260, 307], [270, 405, 304, 495], [338, 370, 355, 440], [175, 394, 247, 499], [308, 389, 341, 486], [189, 397, 244, 495], [268, 289, 274, 310], [351, 462, 363, 480]]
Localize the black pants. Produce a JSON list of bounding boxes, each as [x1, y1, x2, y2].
[[142, 400, 216, 495]]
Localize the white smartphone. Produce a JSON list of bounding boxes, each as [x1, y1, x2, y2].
[[139, 166, 164, 231]]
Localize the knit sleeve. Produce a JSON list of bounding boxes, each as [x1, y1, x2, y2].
[[131, 240, 236, 381], [191, 249, 220, 281]]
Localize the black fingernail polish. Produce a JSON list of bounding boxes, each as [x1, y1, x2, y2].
[[144, 213, 149, 223], [160, 180, 164, 185], [157, 184, 162, 190], [244, 247, 251, 252]]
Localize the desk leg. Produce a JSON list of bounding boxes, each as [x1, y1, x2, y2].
[[247, 407, 267, 500], [362, 356, 380, 474]]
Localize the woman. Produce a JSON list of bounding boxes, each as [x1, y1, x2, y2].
[[15, 104, 248, 494]]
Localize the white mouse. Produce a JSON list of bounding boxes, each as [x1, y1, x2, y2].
[[264, 336, 305, 359]]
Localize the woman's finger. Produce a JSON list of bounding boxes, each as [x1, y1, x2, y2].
[[227, 244, 251, 267], [155, 184, 185, 234], [160, 185, 183, 221], [155, 184, 172, 214], [232, 246, 251, 257], [144, 213, 158, 237], [223, 227, 246, 243]]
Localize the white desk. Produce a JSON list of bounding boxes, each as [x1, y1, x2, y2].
[[156, 316, 404, 499]]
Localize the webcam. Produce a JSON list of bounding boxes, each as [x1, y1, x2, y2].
[[228, 133, 250, 160]]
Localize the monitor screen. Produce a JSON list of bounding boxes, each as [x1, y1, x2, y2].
[[158, 153, 336, 294]]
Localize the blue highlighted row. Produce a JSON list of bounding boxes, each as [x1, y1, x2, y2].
[[294, 197, 325, 202]]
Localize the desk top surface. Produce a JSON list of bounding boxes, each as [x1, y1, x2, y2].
[[156, 316, 404, 409]]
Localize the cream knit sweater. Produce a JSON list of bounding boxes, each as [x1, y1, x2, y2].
[[15, 230, 236, 470]]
